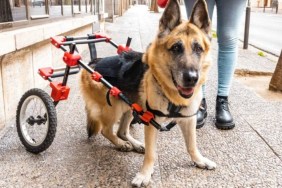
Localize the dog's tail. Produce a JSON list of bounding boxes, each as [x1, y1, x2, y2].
[[86, 109, 101, 137]]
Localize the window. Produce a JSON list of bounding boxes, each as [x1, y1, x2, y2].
[[49, 0, 63, 17], [81, 0, 86, 13], [73, 0, 80, 13], [29, 0, 48, 18], [0, 0, 27, 22], [62, 0, 72, 16], [86, 0, 92, 12], [93, 0, 99, 14]]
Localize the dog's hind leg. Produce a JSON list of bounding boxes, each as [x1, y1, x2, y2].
[[177, 117, 216, 170], [100, 111, 134, 152], [117, 110, 145, 153]]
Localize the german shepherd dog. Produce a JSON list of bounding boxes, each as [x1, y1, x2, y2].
[[80, 0, 216, 186]]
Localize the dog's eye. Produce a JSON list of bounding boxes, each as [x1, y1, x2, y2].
[[192, 42, 203, 55], [170, 41, 184, 54]]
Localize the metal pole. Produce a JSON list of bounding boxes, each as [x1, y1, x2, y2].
[[243, 0, 251, 49]]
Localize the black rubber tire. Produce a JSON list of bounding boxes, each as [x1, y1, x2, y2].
[[16, 88, 57, 154]]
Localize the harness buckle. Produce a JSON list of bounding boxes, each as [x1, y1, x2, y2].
[[131, 103, 155, 125], [140, 111, 154, 125]]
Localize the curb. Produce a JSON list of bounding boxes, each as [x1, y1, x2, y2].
[[235, 69, 273, 76], [238, 39, 279, 57]]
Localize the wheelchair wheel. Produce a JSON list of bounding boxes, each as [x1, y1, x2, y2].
[[16, 88, 57, 154]]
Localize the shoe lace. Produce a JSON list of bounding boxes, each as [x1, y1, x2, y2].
[[218, 98, 229, 111]]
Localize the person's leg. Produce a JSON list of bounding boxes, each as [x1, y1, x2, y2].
[[216, 0, 246, 97], [184, 0, 215, 20], [184, 0, 215, 129], [215, 0, 246, 129]]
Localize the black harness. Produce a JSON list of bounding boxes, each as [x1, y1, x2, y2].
[[146, 101, 197, 118], [145, 101, 198, 131]]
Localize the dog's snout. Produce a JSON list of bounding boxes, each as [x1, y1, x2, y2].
[[183, 69, 199, 87]]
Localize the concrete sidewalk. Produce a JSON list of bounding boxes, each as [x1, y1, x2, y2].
[[0, 5, 282, 187]]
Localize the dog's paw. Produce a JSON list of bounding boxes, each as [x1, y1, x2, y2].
[[193, 157, 216, 170], [134, 144, 145, 154], [119, 141, 134, 152], [131, 172, 151, 187]]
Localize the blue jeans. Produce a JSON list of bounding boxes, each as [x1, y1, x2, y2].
[[184, 0, 246, 97]]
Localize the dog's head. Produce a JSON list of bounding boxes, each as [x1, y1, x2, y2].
[[144, 0, 211, 106]]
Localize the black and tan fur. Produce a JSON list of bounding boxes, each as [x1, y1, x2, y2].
[[80, 0, 216, 186]]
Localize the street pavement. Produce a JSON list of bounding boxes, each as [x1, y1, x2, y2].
[[238, 8, 282, 56], [1, 5, 282, 187], [199, 6, 282, 57]]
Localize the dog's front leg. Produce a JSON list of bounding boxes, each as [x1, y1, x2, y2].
[[132, 124, 157, 187], [178, 117, 216, 170]]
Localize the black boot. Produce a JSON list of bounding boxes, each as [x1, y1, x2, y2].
[[215, 96, 235, 130], [196, 98, 207, 129]]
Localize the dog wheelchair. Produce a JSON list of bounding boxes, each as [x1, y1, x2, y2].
[[16, 33, 176, 154]]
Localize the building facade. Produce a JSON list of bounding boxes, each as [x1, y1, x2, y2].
[[250, 0, 282, 10]]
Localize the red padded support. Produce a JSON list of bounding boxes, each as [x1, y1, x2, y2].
[[50, 36, 66, 48], [38, 67, 53, 80]]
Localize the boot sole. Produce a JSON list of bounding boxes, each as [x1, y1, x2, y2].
[[215, 121, 235, 130]]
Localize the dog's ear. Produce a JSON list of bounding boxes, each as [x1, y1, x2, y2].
[[158, 0, 181, 38], [189, 0, 211, 35]]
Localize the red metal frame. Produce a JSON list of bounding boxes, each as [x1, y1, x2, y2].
[[91, 72, 103, 82], [63, 52, 81, 67], [117, 45, 132, 54], [109, 87, 121, 98], [42, 33, 164, 130], [94, 33, 111, 42]]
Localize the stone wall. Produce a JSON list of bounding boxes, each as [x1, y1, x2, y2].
[[0, 66, 4, 130]]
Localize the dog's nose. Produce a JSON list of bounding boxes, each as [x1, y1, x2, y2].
[[183, 69, 198, 87]]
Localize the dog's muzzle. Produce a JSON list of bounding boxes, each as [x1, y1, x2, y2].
[[171, 70, 198, 99]]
